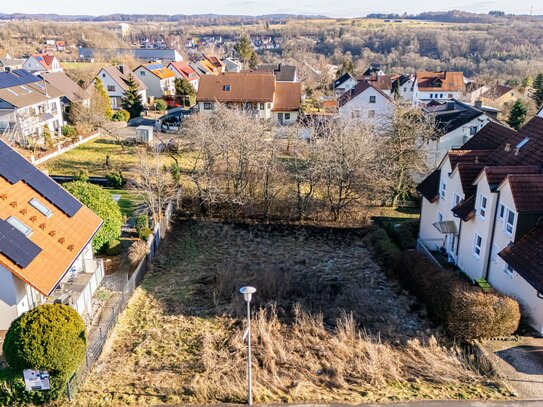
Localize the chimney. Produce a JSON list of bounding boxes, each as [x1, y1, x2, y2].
[[446, 101, 455, 111], [504, 143, 511, 152], [118, 65, 126, 75], [474, 100, 483, 109], [475, 156, 479, 164]]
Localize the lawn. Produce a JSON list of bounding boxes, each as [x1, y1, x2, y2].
[[74, 219, 512, 406], [108, 188, 137, 217]]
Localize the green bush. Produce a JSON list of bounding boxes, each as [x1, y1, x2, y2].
[[3, 304, 86, 376], [61, 124, 77, 139], [106, 239, 122, 256], [73, 169, 89, 182], [138, 227, 152, 241], [154, 99, 168, 112], [0, 367, 68, 405], [111, 109, 130, 122], [135, 214, 149, 232], [106, 171, 123, 188], [63, 181, 122, 253]]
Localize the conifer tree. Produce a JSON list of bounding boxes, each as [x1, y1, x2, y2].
[[533, 73, 543, 107], [174, 77, 195, 107], [507, 100, 527, 130], [94, 78, 113, 120], [121, 74, 144, 118]]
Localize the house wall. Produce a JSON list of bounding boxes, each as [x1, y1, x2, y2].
[[398, 80, 414, 101], [0, 264, 31, 330], [413, 82, 463, 105], [134, 68, 162, 99], [93, 71, 147, 109], [334, 77, 357, 96], [424, 116, 490, 169], [339, 87, 393, 123], [272, 111, 298, 125], [23, 57, 61, 73], [198, 101, 273, 120]]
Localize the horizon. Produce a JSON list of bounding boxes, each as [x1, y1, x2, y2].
[[0, 0, 541, 19]]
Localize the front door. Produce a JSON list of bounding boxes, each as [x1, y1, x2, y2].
[[278, 113, 283, 124]]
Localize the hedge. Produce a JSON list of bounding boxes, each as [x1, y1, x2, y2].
[[366, 228, 521, 340]]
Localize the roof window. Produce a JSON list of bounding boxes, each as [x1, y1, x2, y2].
[[29, 198, 53, 217], [223, 85, 231, 91], [515, 137, 529, 150], [6, 216, 32, 237]]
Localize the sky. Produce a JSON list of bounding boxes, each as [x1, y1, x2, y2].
[[1, 0, 541, 18]]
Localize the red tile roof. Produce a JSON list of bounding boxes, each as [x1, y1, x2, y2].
[[461, 122, 517, 151], [502, 174, 543, 213], [272, 82, 301, 111], [169, 61, 199, 82], [481, 165, 541, 187], [448, 150, 494, 170], [197, 72, 275, 103], [416, 169, 440, 203], [416, 71, 465, 92]]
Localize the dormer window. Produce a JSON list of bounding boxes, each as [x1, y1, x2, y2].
[[223, 85, 231, 91]]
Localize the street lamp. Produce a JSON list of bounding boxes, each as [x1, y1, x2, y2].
[[240, 286, 256, 405]]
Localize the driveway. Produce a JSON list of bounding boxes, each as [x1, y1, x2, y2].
[[482, 337, 543, 399]]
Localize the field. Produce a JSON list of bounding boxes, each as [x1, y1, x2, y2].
[[73, 219, 511, 406]]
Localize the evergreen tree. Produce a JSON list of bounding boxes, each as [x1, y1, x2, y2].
[[43, 124, 53, 149], [94, 78, 113, 120], [533, 73, 543, 107], [121, 74, 144, 118], [507, 100, 527, 130], [248, 51, 259, 70], [174, 77, 196, 107], [521, 75, 533, 89], [234, 33, 256, 66]]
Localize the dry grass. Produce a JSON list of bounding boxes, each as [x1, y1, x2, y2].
[[73, 220, 512, 406]]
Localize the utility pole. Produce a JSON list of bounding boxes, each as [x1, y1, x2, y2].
[[240, 286, 256, 405]]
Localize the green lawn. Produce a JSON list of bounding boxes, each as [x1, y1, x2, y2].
[[108, 189, 137, 217]]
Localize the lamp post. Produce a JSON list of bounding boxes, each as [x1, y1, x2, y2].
[[240, 286, 256, 405]]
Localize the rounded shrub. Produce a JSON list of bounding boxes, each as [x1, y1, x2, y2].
[[112, 109, 131, 122], [64, 181, 122, 253], [61, 124, 78, 139], [3, 304, 87, 376], [138, 227, 153, 241], [135, 214, 149, 233], [106, 239, 122, 256], [154, 99, 168, 112], [106, 171, 124, 188]]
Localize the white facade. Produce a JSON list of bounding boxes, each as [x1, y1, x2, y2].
[[273, 110, 298, 125], [0, 242, 104, 330], [396, 78, 414, 101], [334, 77, 357, 96], [134, 67, 175, 100], [93, 68, 147, 109], [198, 101, 273, 121], [22, 56, 62, 73], [413, 81, 463, 106], [167, 63, 200, 91], [339, 86, 394, 123]]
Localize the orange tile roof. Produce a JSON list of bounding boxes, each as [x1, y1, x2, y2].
[[197, 72, 275, 102], [272, 81, 301, 111], [416, 71, 465, 92], [0, 175, 102, 296], [141, 63, 176, 80], [169, 61, 199, 81]]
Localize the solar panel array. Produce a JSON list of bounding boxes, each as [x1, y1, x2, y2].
[[0, 141, 82, 217], [0, 70, 41, 90], [0, 219, 42, 268], [146, 63, 165, 71]]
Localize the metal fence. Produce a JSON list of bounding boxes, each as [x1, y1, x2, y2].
[[67, 198, 177, 400]]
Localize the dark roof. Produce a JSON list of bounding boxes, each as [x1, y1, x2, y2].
[[362, 65, 384, 77], [392, 74, 411, 88], [39, 71, 87, 103], [499, 223, 543, 293], [502, 174, 543, 213], [461, 122, 517, 150], [482, 165, 541, 188], [333, 72, 353, 88], [256, 64, 297, 82], [489, 116, 543, 166], [448, 149, 494, 169], [416, 169, 440, 203], [337, 80, 393, 107], [480, 84, 516, 100], [452, 195, 476, 221], [456, 163, 486, 196], [425, 99, 484, 135]]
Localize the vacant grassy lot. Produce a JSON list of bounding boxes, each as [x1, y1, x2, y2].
[[74, 219, 511, 405]]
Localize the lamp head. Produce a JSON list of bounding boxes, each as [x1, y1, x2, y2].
[[240, 286, 256, 302]]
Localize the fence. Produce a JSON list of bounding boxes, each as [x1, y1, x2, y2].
[[66, 198, 177, 400], [30, 131, 101, 165]]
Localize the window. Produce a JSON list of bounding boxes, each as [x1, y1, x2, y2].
[[473, 233, 482, 258], [440, 93, 443, 98], [102, 73, 106, 78], [470, 126, 478, 135], [430, 93, 433, 98], [439, 178, 446, 200], [259, 103, 264, 110], [29, 198, 53, 217], [203, 102, 212, 110], [478, 194, 487, 219], [403, 87, 407, 92], [140, 71, 145, 76], [368, 110, 375, 118], [6, 216, 32, 237], [504, 263, 514, 277], [453, 193, 461, 208], [50, 102, 57, 113], [369, 96, 376, 103], [497, 203, 505, 221], [351, 109, 361, 118], [516, 137, 530, 149], [223, 85, 231, 91], [505, 209, 515, 236], [437, 212, 444, 222], [285, 113, 291, 120], [491, 243, 499, 263]]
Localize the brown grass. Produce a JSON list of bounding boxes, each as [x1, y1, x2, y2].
[[72, 219, 513, 405]]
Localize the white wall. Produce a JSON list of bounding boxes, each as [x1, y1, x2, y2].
[[339, 86, 394, 123], [134, 68, 174, 99], [94, 70, 147, 109], [413, 82, 463, 105], [334, 77, 357, 96], [272, 111, 298, 125], [198, 101, 272, 120], [398, 79, 414, 101], [0, 265, 31, 330]]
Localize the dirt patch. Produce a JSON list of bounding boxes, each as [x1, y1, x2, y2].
[[74, 219, 512, 405]]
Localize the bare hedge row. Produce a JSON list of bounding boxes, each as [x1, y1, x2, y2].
[[366, 228, 520, 341]]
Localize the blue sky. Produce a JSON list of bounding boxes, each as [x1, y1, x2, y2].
[[1, 0, 541, 17]]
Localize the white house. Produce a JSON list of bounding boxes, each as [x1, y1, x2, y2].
[[413, 71, 465, 106], [417, 115, 543, 334], [168, 61, 200, 91], [222, 57, 243, 73], [392, 74, 414, 101], [0, 139, 104, 330], [337, 81, 395, 123], [423, 99, 493, 169], [133, 63, 176, 100], [332, 72, 357, 96], [23, 54, 62, 74], [0, 69, 64, 146], [91, 66, 147, 109]]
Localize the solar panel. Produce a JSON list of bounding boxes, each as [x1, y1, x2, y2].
[[0, 140, 83, 217], [0, 219, 42, 268], [0, 70, 41, 90]]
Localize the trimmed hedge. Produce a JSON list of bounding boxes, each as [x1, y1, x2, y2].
[[0, 368, 68, 405], [106, 239, 122, 256], [366, 228, 521, 340]]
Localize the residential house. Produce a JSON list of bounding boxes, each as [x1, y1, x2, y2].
[[416, 115, 543, 334], [78, 48, 183, 65], [337, 81, 395, 123], [193, 55, 224, 76], [480, 84, 524, 108], [0, 69, 64, 146], [363, 74, 393, 96], [256, 64, 298, 82], [0, 139, 104, 330], [222, 58, 243, 73], [39, 71, 90, 113], [391, 74, 414, 101], [23, 54, 62, 74], [332, 72, 357, 96], [91, 66, 147, 110], [133, 63, 176, 100], [413, 71, 465, 105], [463, 81, 487, 104], [196, 72, 301, 125], [0, 58, 25, 72], [423, 99, 493, 168], [361, 65, 385, 78], [167, 61, 200, 91]]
